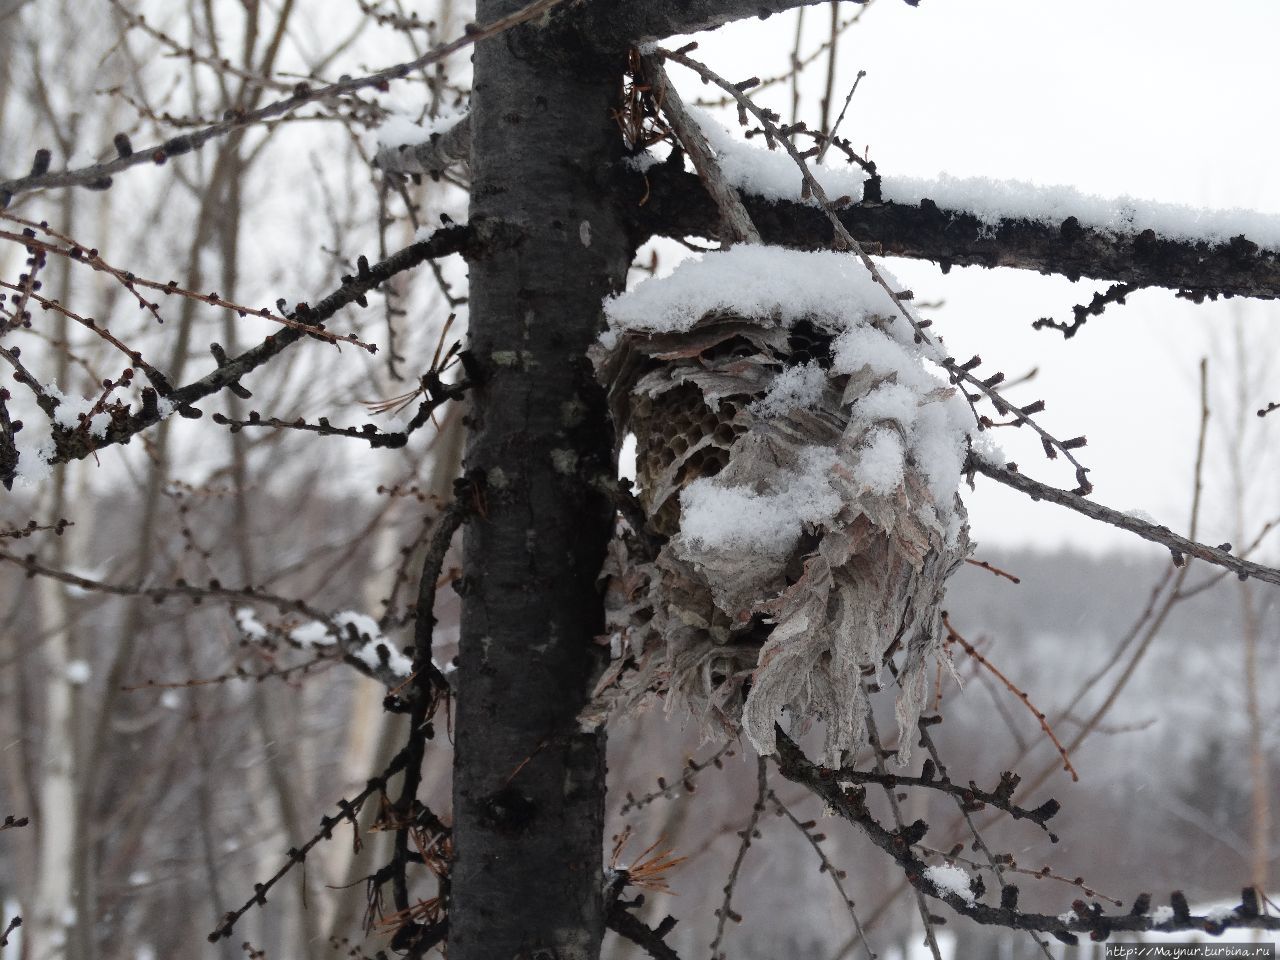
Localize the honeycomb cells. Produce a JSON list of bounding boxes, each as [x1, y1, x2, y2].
[[632, 384, 749, 538], [625, 321, 835, 539], [785, 320, 835, 367]]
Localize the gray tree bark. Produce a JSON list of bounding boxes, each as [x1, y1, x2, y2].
[[452, 6, 633, 958]]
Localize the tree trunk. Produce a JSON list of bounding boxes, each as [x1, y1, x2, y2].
[[30, 546, 80, 960], [452, 9, 631, 959]]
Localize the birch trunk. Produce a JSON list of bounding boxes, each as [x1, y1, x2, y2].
[[29, 480, 82, 960]]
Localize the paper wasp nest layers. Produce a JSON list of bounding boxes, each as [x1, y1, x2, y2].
[[589, 246, 974, 763]]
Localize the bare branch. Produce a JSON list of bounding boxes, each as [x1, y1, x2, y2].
[[943, 615, 1079, 782], [968, 456, 1280, 587], [32, 225, 470, 473], [618, 741, 736, 816], [0, 0, 567, 204], [208, 747, 414, 943], [768, 790, 875, 959], [773, 730, 1280, 940], [863, 705, 943, 960], [833, 753, 1061, 835], [605, 904, 683, 960], [1033, 281, 1141, 339], [710, 758, 768, 958]]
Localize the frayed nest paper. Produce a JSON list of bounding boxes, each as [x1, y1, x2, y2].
[[585, 250, 972, 764]]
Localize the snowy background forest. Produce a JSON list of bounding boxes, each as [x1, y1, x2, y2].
[[1, 0, 1278, 958]]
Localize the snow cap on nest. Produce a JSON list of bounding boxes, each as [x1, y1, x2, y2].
[[592, 245, 973, 764]]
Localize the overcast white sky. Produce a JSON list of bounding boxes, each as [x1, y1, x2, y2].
[[662, 0, 1280, 554], [11, 0, 1278, 558]]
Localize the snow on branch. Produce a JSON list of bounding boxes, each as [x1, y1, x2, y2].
[[635, 147, 1280, 304], [655, 47, 1096, 492], [602, 244, 908, 345], [680, 104, 1280, 251], [0, 547, 423, 690], [373, 112, 470, 179]]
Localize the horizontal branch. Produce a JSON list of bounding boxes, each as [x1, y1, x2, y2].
[[364, 118, 1280, 305], [835, 763, 1060, 834], [969, 457, 1280, 587], [210, 374, 468, 448], [0, 547, 417, 690], [374, 116, 471, 178], [635, 165, 1280, 301], [773, 730, 1280, 942]]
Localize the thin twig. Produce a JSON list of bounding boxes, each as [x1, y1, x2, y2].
[[863, 704, 943, 960], [768, 790, 874, 959], [208, 747, 414, 942], [0, 216, 372, 349], [1033, 281, 1141, 340], [967, 457, 1280, 586], [943, 615, 1078, 782], [30, 225, 470, 473], [620, 741, 737, 815], [107, 0, 296, 93], [963, 557, 1021, 584], [709, 757, 768, 959], [0, 916, 20, 948], [641, 56, 760, 246], [660, 46, 1097, 495], [694, 5, 876, 111], [832, 757, 1060, 833], [982, 359, 1212, 814], [816, 69, 865, 165], [914, 723, 1055, 958], [0, 0, 568, 204], [817, 1, 841, 152]]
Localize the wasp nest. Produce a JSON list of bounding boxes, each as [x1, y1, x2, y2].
[[587, 247, 973, 763]]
